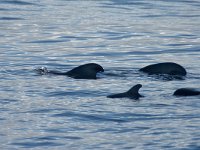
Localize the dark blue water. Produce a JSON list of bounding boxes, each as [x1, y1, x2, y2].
[[0, 0, 200, 149]]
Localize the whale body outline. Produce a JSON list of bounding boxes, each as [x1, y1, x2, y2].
[[37, 63, 104, 79], [107, 84, 143, 100], [139, 62, 187, 76], [173, 88, 200, 96]]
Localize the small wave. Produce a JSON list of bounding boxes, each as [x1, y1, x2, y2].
[[0, 8, 8, 11], [1, 0, 37, 5], [0, 99, 18, 104], [11, 141, 63, 148], [53, 111, 128, 123], [59, 35, 88, 41], [47, 90, 105, 98], [0, 118, 6, 121], [26, 39, 67, 44], [0, 17, 24, 20], [26, 135, 82, 141]]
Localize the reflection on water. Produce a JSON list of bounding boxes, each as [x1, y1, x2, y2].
[[0, 0, 200, 149]]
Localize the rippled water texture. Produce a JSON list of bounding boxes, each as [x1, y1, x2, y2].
[[0, 0, 200, 149]]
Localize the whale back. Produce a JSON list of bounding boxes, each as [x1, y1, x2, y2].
[[140, 62, 186, 76], [173, 88, 200, 96], [66, 63, 104, 79]]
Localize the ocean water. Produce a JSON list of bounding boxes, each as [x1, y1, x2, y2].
[[0, 0, 200, 149]]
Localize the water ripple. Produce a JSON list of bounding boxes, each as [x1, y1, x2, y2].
[[0, 17, 24, 20], [11, 141, 64, 148], [0, 0, 200, 149], [53, 111, 128, 123], [1, 0, 37, 5]]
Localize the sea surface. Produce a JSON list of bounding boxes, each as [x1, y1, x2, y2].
[[0, 0, 200, 149]]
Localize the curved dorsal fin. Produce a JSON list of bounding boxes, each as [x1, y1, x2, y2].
[[107, 84, 143, 99], [127, 84, 142, 96]]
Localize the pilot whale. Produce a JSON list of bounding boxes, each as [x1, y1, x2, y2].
[[173, 88, 200, 96], [107, 84, 143, 100], [139, 62, 187, 76], [37, 63, 104, 79]]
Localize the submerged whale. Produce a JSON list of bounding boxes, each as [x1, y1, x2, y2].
[[139, 62, 187, 76], [107, 84, 143, 100], [37, 63, 104, 79], [173, 88, 200, 96]]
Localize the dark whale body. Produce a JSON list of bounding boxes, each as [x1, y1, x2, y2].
[[40, 63, 104, 79], [139, 62, 186, 76], [107, 84, 143, 100], [173, 88, 200, 96]]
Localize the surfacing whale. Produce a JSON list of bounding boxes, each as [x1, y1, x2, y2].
[[139, 62, 187, 76], [36, 63, 104, 79], [173, 88, 200, 96], [107, 84, 143, 100]]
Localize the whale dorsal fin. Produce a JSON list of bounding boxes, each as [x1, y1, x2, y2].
[[107, 84, 143, 99], [127, 84, 142, 97]]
